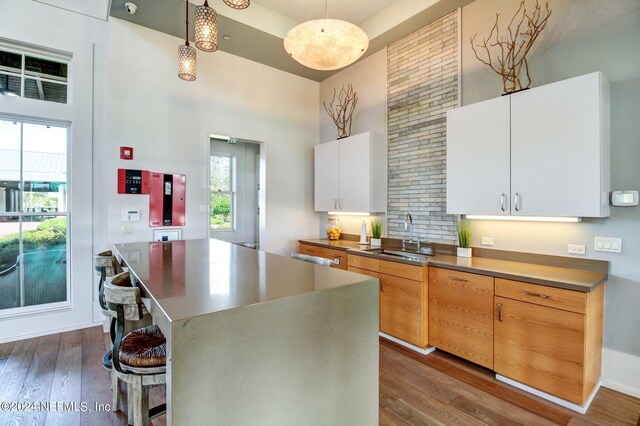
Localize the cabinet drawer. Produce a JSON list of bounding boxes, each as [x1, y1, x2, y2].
[[348, 254, 380, 272], [430, 267, 494, 288], [380, 259, 423, 281], [495, 278, 586, 314], [299, 243, 325, 257], [348, 267, 378, 279]]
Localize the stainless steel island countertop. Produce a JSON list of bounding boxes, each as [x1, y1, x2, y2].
[[113, 238, 379, 425]]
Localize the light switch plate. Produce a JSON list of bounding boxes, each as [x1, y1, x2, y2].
[[594, 236, 622, 253]]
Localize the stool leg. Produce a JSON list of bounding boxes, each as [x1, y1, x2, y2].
[[127, 382, 134, 421], [111, 371, 120, 411], [131, 377, 149, 426]]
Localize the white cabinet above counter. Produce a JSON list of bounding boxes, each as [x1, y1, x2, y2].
[[446, 72, 610, 218], [314, 131, 387, 213]]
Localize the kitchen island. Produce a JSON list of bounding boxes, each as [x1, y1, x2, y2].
[[113, 239, 379, 425]]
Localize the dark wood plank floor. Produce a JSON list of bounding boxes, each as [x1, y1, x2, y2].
[[0, 326, 638, 425]]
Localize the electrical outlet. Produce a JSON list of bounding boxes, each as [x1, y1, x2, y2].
[[121, 225, 134, 235], [481, 236, 494, 246], [594, 236, 622, 253], [568, 244, 586, 255]]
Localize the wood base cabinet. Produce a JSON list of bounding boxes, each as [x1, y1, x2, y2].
[[494, 278, 604, 405], [348, 254, 428, 348], [428, 267, 494, 369]]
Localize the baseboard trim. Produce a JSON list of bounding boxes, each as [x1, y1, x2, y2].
[[496, 374, 600, 414], [601, 348, 640, 398], [0, 321, 103, 344], [379, 332, 435, 355]]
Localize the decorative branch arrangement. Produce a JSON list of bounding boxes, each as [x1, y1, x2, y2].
[[471, 1, 552, 94], [323, 84, 358, 139]]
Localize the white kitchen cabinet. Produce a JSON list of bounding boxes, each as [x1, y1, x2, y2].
[[446, 96, 511, 215], [314, 132, 387, 213], [446, 72, 610, 218]]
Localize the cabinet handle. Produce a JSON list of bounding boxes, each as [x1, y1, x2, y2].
[[500, 193, 506, 212], [497, 302, 503, 322], [379, 277, 384, 292], [339, 198, 343, 209], [448, 276, 468, 282], [334, 199, 337, 210], [522, 290, 549, 299], [514, 193, 521, 212]]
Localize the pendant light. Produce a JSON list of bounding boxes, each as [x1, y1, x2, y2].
[[284, 0, 368, 71], [223, 0, 250, 10], [195, 0, 218, 52], [178, 0, 196, 81]]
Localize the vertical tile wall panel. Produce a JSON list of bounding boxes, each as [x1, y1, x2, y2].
[[387, 10, 459, 243]]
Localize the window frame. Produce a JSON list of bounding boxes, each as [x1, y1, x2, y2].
[[0, 45, 69, 103], [209, 152, 235, 233]]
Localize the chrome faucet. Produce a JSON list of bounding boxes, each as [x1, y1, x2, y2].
[[402, 213, 421, 252]]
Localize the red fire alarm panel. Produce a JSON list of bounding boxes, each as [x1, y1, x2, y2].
[[118, 169, 149, 194], [149, 172, 186, 227], [120, 146, 134, 160]]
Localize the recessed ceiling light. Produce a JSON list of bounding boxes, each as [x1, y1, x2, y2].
[[223, 35, 231, 40]]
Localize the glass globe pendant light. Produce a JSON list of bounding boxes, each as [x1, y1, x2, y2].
[[178, 0, 196, 81], [195, 0, 218, 52], [223, 0, 250, 10]]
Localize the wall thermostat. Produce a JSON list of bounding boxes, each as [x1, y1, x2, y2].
[[611, 190, 638, 207]]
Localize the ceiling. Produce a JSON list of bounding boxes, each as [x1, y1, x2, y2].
[[107, 0, 473, 81]]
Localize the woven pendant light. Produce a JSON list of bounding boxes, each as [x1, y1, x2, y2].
[[178, 0, 196, 81], [195, 0, 218, 52], [223, 0, 250, 10]]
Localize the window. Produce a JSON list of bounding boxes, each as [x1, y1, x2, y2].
[[210, 153, 234, 231], [0, 48, 68, 104], [0, 119, 68, 311]]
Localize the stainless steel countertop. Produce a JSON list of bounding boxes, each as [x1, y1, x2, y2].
[[113, 238, 376, 323]]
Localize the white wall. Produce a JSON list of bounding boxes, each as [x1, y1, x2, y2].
[[461, 0, 640, 359], [106, 19, 319, 256], [317, 50, 388, 237], [0, 0, 107, 340]]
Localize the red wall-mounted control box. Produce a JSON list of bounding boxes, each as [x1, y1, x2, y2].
[[117, 169, 149, 194], [149, 172, 186, 227]]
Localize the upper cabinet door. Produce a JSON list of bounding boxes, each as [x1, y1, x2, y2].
[[314, 141, 340, 211], [446, 96, 511, 215], [339, 132, 371, 212], [511, 72, 609, 217]]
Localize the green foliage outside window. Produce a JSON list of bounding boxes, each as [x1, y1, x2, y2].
[[0, 217, 66, 271]]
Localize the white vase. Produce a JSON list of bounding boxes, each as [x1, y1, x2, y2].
[[457, 247, 472, 258], [370, 238, 382, 247]]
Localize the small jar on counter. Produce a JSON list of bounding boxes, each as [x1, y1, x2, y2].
[[326, 217, 341, 240]]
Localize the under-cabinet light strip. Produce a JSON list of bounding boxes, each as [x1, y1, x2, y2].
[[465, 215, 582, 223], [328, 212, 370, 216]]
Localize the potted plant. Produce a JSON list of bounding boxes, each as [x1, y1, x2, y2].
[[457, 221, 472, 257], [370, 218, 383, 247]]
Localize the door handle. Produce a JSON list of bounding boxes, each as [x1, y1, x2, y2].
[[500, 193, 506, 212], [497, 302, 503, 322], [514, 193, 521, 212]]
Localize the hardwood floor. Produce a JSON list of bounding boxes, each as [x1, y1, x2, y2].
[[0, 326, 638, 425]]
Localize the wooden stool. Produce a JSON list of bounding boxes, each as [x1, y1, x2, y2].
[[105, 276, 166, 426], [94, 250, 124, 364]]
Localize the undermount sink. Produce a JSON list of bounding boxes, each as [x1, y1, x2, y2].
[[364, 247, 434, 262]]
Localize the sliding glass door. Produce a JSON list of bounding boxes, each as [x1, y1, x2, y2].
[[0, 119, 68, 313]]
